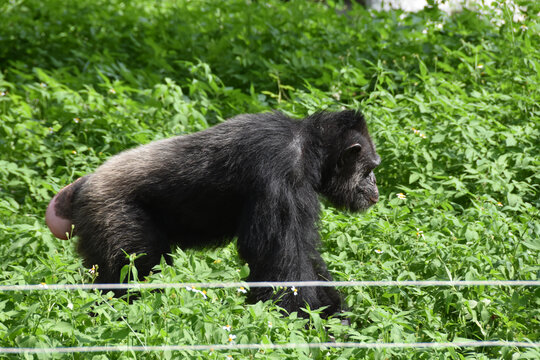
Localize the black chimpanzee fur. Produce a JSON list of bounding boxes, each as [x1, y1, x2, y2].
[[46, 110, 381, 318]]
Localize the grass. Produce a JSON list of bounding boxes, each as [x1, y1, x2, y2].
[[0, 0, 539, 359]]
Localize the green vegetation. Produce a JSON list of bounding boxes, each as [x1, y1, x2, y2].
[[0, 0, 538, 358]]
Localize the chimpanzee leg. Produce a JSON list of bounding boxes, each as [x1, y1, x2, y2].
[[74, 203, 171, 288]]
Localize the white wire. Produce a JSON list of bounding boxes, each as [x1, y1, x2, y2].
[[0, 280, 538, 291], [1, 280, 538, 354], [0, 341, 538, 354]]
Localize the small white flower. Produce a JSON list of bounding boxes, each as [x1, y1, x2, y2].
[[73, 117, 80, 123], [0, 91, 5, 96], [89, 265, 97, 275], [513, 12, 525, 23], [411, 128, 426, 138], [237, 287, 247, 294], [397, 193, 406, 200], [185, 286, 207, 299], [416, 228, 425, 239], [228, 334, 236, 342], [477, 64, 484, 69], [40, 82, 47, 88], [267, 321, 273, 328], [374, 249, 383, 254], [67, 303, 73, 310], [222, 324, 231, 332], [109, 88, 116, 94], [422, 28, 428, 34], [291, 286, 298, 296]]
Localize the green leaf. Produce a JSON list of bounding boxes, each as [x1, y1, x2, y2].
[[51, 321, 74, 334], [465, 228, 479, 242], [522, 239, 540, 251], [431, 134, 445, 143], [239, 264, 250, 278], [409, 173, 421, 184], [507, 193, 521, 207], [505, 134, 517, 147]]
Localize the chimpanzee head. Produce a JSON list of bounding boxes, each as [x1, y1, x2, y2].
[[314, 110, 381, 212]]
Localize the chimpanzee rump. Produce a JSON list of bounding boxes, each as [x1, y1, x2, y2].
[[46, 110, 380, 318]]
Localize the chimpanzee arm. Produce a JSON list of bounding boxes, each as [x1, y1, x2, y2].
[[236, 183, 343, 317]]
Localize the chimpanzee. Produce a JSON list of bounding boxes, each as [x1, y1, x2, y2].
[[46, 110, 380, 318]]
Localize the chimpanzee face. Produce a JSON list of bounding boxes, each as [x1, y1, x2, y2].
[[320, 125, 381, 212]]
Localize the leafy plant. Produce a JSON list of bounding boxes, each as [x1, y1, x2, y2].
[[0, 0, 538, 359]]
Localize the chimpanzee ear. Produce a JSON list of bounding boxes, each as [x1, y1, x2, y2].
[[345, 143, 362, 153], [339, 143, 362, 167]]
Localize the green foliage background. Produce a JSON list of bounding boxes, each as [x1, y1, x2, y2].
[[0, 0, 538, 359]]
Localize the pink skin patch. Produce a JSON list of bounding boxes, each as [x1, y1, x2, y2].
[[45, 183, 74, 240]]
